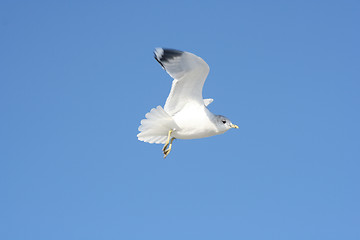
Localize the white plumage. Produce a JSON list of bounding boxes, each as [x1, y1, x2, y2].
[[137, 48, 238, 157]]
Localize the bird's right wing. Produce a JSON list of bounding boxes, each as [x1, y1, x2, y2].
[[154, 48, 210, 116]]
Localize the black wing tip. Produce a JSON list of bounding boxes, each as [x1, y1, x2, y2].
[[154, 48, 183, 67], [155, 57, 165, 68]]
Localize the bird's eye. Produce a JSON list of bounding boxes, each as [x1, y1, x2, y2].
[[222, 120, 226, 124]]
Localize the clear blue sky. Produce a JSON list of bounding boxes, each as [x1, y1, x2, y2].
[[1, 1, 359, 239]]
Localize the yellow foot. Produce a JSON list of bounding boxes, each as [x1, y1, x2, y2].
[[162, 142, 169, 152], [162, 129, 173, 153], [163, 137, 175, 158]]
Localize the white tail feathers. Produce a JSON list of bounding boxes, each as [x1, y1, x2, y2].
[[137, 106, 179, 144]]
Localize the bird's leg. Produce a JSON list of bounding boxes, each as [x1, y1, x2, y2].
[[163, 137, 175, 159], [162, 129, 173, 152]]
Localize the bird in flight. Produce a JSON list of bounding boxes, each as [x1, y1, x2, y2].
[[137, 48, 238, 158]]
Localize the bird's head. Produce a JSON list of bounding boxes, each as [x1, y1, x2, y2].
[[215, 115, 239, 133]]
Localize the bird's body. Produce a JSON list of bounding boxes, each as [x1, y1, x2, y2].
[[171, 103, 220, 139], [137, 48, 238, 157]]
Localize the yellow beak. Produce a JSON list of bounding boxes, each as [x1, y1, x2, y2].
[[230, 124, 239, 129]]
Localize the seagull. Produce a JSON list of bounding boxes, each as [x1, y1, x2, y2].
[[137, 48, 239, 158]]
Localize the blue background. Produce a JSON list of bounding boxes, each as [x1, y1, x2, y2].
[[1, 0, 359, 239]]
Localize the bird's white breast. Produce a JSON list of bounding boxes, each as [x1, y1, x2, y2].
[[171, 103, 220, 139]]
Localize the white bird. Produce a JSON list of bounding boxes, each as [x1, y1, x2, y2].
[[137, 48, 238, 158]]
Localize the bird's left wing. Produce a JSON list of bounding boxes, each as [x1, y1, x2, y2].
[[154, 48, 210, 116]]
